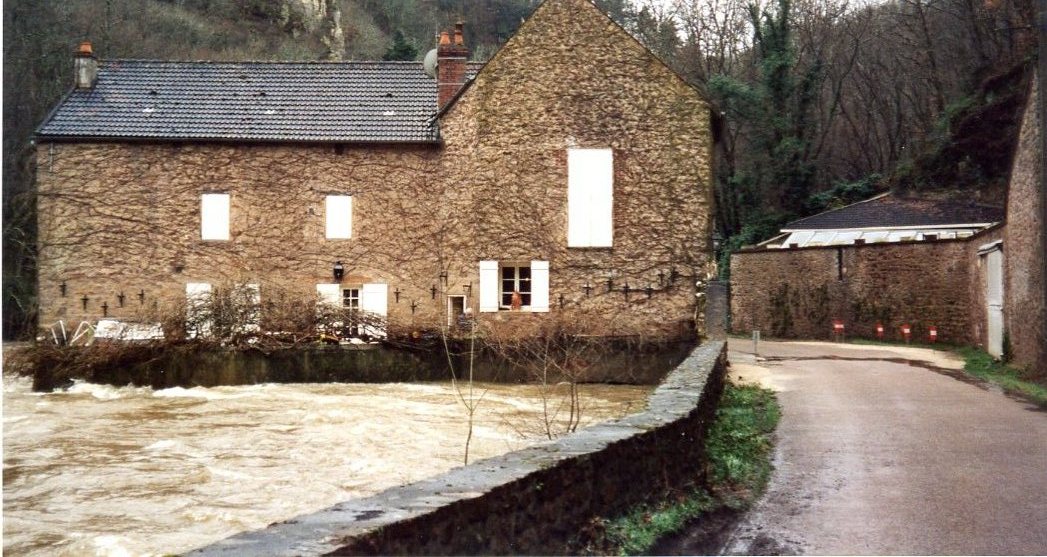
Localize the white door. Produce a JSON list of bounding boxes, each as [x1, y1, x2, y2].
[[985, 248, 1004, 358]]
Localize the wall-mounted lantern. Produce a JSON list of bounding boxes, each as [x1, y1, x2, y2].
[[394, 287, 401, 303], [117, 292, 125, 307], [333, 261, 344, 282], [60, 281, 67, 297], [81, 295, 89, 311]]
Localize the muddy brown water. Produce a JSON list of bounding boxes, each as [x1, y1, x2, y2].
[[2, 373, 651, 556]]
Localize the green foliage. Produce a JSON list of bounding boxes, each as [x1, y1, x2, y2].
[[603, 490, 717, 556], [716, 212, 789, 280], [705, 383, 780, 506], [958, 346, 1047, 406], [806, 174, 882, 214], [600, 383, 780, 555], [382, 29, 417, 61]]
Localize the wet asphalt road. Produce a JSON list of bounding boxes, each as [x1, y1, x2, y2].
[[722, 340, 1047, 555]]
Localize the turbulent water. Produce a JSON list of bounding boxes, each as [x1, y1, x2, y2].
[[2, 373, 649, 556]]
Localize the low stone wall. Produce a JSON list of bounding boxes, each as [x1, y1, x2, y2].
[[189, 341, 727, 556], [730, 238, 986, 344]]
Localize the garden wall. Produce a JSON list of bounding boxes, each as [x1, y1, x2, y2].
[[730, 239, 983, 344], [189, 341, 727, 556]]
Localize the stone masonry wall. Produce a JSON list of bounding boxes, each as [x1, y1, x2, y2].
[[189, 341, 727, 556], [731, 239, 978, 343], [35, 0, 713, 341], [1002, 75, 1045, 374]]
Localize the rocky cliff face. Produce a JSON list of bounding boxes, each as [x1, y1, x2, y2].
[[283, 0, 344, 59]]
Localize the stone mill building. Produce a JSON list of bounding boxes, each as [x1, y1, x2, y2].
[[34, 0, 715, 341]]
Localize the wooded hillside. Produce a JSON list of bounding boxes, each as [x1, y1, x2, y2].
[[3, 0, 1039, 337]]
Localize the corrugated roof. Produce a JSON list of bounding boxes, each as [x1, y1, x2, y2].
[[783, 193, 1005, 230], [36, 60, 483, 143]]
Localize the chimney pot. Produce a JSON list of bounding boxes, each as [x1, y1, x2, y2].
[[437, 23, 468, 110], [74, 41, 98, 89]]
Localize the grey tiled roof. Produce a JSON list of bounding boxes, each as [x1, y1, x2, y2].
[[784, 193, 1004, 230], [36, 60, 482, 143]]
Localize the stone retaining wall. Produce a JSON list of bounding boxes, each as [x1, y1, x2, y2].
[[189, 341, 727, 556]]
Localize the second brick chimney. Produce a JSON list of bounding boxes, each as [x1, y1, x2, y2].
[[437, 22, 468, 110]]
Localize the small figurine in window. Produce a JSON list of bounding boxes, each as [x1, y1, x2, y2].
[[510, 290, 522, 311]]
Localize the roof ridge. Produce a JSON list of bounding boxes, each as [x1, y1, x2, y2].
[[785, 191, 890, 227]]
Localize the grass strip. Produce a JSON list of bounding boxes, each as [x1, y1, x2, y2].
[[957, 347, 1047, 406], [598, 382, 780, 555]]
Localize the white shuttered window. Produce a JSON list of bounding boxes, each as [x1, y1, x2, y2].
[[200, 193, 230, 240], [316, 284, 341, 306], [325, 195, 353, 239], [360, 283, 388, 338], [185, 282, 213, 337], [479, 260, 499, 313], [530, 260, 550, 312], [567, 148, 614, 248]]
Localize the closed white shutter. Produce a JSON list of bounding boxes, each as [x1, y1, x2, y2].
[[241, 284, 261, 332], [185, 282, 213, 338], [479, 260, 499, 313], [530, 260, 550, 312], [316, 283, 341, 306], [360, 283, 388, 338], [325, 195, 353, 239], [201, 194, 230, 240], [567, 149, 613, 248]]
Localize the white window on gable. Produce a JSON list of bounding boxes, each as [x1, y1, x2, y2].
[[325, 195, 353, 239], [200, 193, 230, 240], [567, 148, 614, 248], [478, 260, 549, 313]]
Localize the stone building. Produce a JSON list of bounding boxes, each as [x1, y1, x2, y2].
[[730, 74, 1045, 375], [34, 0, 715, 342]]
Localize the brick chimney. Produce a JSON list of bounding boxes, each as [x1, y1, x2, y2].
[[74, 41, 98, 89], [437, 22, 468, 110]]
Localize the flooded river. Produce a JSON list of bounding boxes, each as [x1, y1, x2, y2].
[[3, 373, 650, 556]]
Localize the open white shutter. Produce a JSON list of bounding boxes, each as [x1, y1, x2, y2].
[[241, 284, 261, 332], [201, 194, 230, 240], [185, 282, 213, 338], [360, 283, 388, 338], [530, 260, 550, 312], [567, 149, 613, 247], [316, 284, 341, 306], [325, 195, 352, 239], [479, 260, 499, 313]]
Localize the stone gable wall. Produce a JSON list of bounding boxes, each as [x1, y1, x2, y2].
[[35, 0, 713, 341]]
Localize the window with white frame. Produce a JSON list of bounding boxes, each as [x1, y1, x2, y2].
[[200, 193, 230, 240], [343, 287, 360, 337], [567, 148, 614, 248], [500, 265, 532, 308], [479, 260, 549, 313], [325, 195, 353, 239]]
